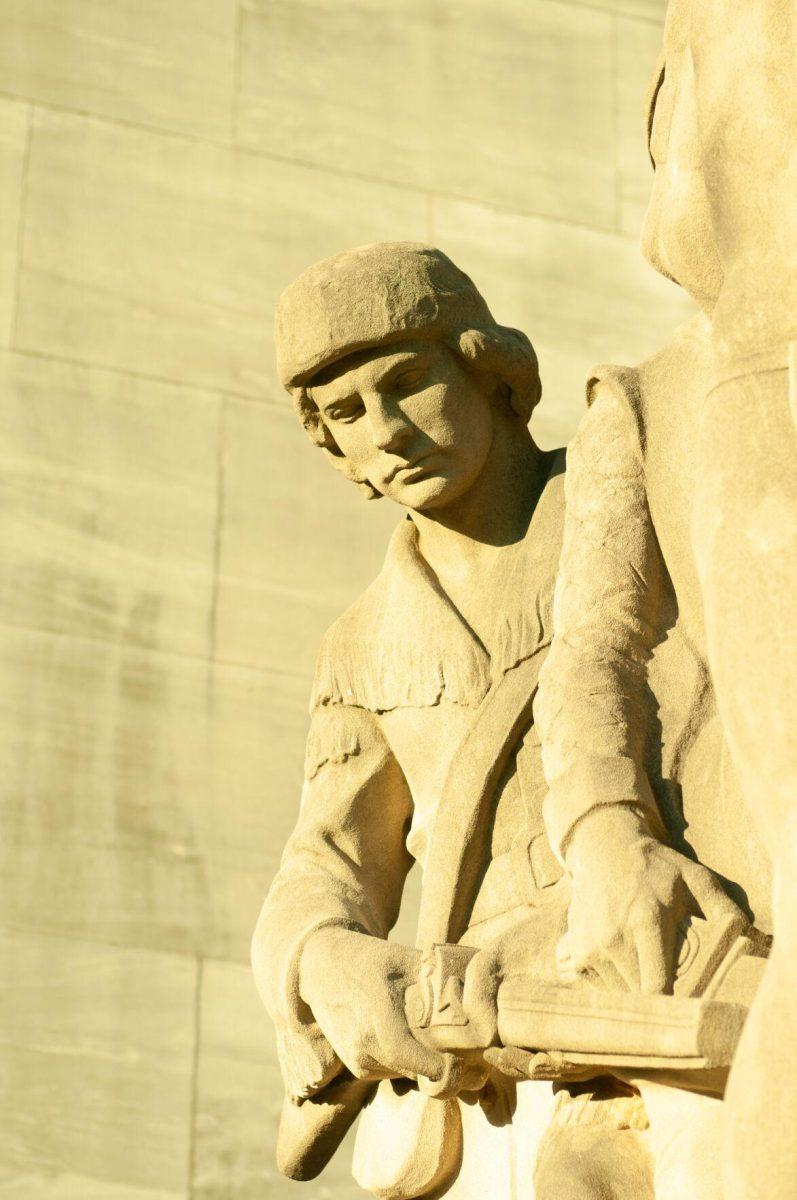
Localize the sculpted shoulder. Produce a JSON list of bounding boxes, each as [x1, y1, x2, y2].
[[584, 312, 713, 460], [310, 561, 396, 711]]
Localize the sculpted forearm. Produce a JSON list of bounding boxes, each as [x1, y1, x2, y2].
[[537, 386, 665, 859], [252, 703, 415, 1099], [538, 384, 745, 993]]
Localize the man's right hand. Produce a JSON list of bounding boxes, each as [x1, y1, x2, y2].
[[299, 927, 447, 1084]]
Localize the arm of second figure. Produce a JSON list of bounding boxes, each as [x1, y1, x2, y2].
[[535, 384, 741, 994]]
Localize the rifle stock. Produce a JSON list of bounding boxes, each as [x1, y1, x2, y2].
[[276, 1074, 376, 1181]]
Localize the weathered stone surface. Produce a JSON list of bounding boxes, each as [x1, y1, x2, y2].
[[0, 0, 236, 141], [254, 242, 752, 1200], [238, 0, 617, 230], [0, 349, 220, 659], [0, 930, 196, 1195], [16, 110, 429, 398], [537, 6, 797, 1199], [4, 3, 788, 1197], [255, 244, 573, 1194], [0, 99, 28, 347]]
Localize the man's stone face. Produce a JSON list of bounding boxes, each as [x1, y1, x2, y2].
[[309, 340, 497, 511]]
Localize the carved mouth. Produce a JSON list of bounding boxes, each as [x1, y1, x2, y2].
[[385, 455, 433, 484]]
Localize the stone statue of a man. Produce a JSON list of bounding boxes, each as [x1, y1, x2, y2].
[[253, 241, 580, 1197], [252, 242, 748, 1200]]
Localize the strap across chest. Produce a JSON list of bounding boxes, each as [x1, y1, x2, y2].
[[416, 646, 549, 947]]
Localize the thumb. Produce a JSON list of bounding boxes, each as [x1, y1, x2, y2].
[[463, 947, 500, 1020], [390, 1031, 446, 1084]]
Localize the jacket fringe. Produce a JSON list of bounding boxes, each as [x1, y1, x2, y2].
[[311, 602, 550, 713]]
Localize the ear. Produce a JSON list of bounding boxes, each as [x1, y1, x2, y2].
[[292, 389, 335, 451], [456, 328, 541, 423]]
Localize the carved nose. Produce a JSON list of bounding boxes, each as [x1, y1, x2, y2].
[[369, 399, 412, 452]]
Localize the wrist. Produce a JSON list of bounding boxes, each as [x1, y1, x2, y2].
[[299, 925, 365, 1004], [564, 804, 650, 872], [299, 928, 420, 1003]]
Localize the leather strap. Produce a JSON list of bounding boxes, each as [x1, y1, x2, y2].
[[417, 647, 548, 947]]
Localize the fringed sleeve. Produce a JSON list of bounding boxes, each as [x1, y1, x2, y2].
[[252, 702, 413, 1101]]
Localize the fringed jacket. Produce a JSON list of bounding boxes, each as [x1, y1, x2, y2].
[[256, 450, 568, 1102]]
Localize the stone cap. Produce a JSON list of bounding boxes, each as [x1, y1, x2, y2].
[[275, 241, 498, 389]]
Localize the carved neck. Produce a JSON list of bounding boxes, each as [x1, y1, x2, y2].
[[411, 421, 547, 572]]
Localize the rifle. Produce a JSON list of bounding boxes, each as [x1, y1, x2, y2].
[[405, 914, 766, 1082], [278, 913, 767, 1179]]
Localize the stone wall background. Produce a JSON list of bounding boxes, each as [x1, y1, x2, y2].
[[0, 2, 692, 1197]]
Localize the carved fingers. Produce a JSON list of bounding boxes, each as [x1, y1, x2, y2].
[[313, 997, 447, 1085], [560, 925, 648, 993], [483, 1046, 590, 1083], [300, 930, 447, 1085], [563, 832, 747, 997], [674, 854, 746, 924], [366, 1025, 446, 1084], [563, 867, 661, 992], [461, 946, 501, 1022], [633, 913, 678, 994]]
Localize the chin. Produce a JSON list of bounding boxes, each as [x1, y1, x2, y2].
[[642, 179, 722, 314], [394, 473, 464, 511]]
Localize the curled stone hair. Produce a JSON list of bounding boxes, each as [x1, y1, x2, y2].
[[291, 325, 542, 500]]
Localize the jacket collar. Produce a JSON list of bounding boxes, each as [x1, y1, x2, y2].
[[311, 449, 566, 712]]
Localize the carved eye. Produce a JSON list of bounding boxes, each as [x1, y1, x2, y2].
[[328, 400, 365, 423], [392, 367, 426, 394]]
